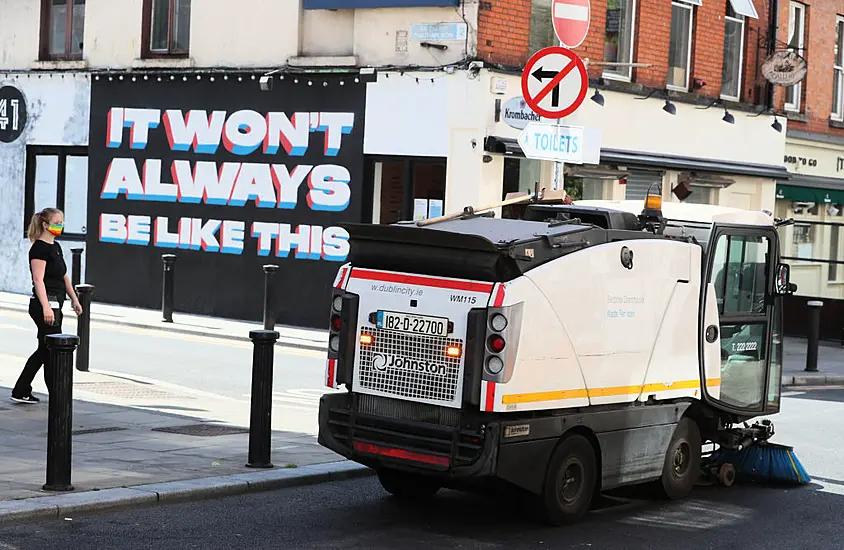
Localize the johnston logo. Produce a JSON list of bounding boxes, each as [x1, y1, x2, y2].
[[371, 353, 449, 376]]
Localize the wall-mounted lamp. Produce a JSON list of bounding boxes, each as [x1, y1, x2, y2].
[[590, 88, 605, 106], [772, 116, 783, 132], [722, 108, 735, 124], [259, 75, 273, 91], [748, 106, 783, 132], [635, 88, 675, 115]]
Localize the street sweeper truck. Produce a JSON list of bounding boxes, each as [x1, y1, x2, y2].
[[317, 187, 808, 526]]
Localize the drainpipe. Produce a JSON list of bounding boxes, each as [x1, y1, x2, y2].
[[766, 0, 780, 111]]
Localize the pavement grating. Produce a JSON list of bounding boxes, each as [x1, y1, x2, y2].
[[151, 424, 251, 437], [75, 381, 186, 400]]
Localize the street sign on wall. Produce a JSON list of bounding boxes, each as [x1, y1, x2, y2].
[[518, 122, 584, 164], [521, 46, 588, 119], [0, 85, 27, 143], [552, 0, 590, 49]]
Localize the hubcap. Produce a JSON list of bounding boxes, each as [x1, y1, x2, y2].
[[673, 441, 690, 477], [559, 460, 583, 505]]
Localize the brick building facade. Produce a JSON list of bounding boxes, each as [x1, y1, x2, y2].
[[477, 0, 774, 109]]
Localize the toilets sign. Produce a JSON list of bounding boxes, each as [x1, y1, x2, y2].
[[518, 122, 584, 164]]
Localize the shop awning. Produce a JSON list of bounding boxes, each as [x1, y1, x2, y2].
[[776, 173, 844, 203], [484, 136, 790, 180]]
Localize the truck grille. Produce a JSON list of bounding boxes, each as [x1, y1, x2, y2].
[[357, 394, 461, 427], [357, 327, 463, 405]]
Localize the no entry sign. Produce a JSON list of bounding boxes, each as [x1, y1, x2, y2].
[[521, 46, 588, 119], [552, 0, 590, 49]]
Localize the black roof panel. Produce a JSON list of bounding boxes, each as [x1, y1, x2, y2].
[[393, 216, 591, 247]]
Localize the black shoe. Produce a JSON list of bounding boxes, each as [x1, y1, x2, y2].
[[11, 394, 40, 404]]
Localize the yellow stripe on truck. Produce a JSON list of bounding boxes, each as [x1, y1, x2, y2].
[[501, 378, 721, 405]]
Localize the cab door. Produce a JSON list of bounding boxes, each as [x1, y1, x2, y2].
[[700, 224, 783, 418]]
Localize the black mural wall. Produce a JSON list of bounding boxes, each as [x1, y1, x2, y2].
[[86, 73, 369, 328]]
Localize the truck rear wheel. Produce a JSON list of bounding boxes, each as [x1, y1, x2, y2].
[[377, 468, 441, 500], [657, 417, 701, 500], [539, 434, 597, 526]]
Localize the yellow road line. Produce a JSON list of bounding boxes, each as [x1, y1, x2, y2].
[[502, 378, 721, 405]]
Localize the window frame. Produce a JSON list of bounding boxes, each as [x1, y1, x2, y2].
[[785, 1, 806, 113], [39, 0, 85, 61], [141, 0, 191, 58], [23, 145, 89, 242], [602, 0, 638, 83], [720, 13, 746, 102], [667, 1, 695, 92], [833, 16, 844, 121]]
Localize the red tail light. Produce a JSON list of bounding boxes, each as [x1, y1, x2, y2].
[[331, 314, 342, 331], [488, 335, 506, 353]]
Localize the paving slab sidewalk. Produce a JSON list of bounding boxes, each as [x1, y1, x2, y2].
[[0, 363, 369, 524], [783, 336, 844, 386], [0, 291, 328, 352]]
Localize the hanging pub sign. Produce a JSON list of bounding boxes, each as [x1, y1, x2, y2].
[[0, 84, 27, 143], [761, 50, 808, 87], [86, 72, 370, 328]]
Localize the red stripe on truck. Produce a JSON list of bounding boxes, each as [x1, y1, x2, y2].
[[484, 382, 496, 411], [351, 269, 495, 293], [353, 441, 450, 467], [326, 359, 336, 388]]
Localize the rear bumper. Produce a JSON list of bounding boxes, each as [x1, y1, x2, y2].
[[318, 392, 500, 480]]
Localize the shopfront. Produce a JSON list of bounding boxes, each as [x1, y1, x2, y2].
[[481, 73, 788, 214], [0, 73, 90, 296], [775, 131, 844, 339], [85, 70, 372, 329]]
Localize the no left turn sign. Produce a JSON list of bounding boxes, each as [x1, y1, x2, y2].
[[521, 46, 588, 119]]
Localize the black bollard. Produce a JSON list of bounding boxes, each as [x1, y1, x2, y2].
[[161, 254, 177, 323], [75, 284, 95, 372], [43, 334, 79, 492], [246, 329, 279, 469], [262, 265, 279, 330], [805, 300, 823, 372], [71, 248, 83, 289]]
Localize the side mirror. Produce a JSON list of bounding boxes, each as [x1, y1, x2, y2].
[[775, 263, 797, 295]]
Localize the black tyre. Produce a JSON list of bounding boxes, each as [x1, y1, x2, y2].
[[539, 434, 597, 526], [657, 417, 701, 500], [376, 468, 441, 499]]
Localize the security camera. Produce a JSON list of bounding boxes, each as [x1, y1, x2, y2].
[[259, 75, 273, 92], [468, 61, 484, 72]]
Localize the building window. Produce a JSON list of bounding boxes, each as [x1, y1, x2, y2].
[[142, 0, 191, 57], [40, 0, 85, 61], [721, 7, 745, 101], [833, 17, 844, 121], [791, 222, 814, 259], [23, 146, 89, 240], [529, 0, 554, 56], [668, 1, 696, 91], [603, 0, 636, 81], [785, 1, 806, 112]]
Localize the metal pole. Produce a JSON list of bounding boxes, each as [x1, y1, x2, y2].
[[161, 254, 177, 323], [43, 334, 79, 492], [75, 284, 94, 372], [805, 300, 823, 372], [246, 329, 279, 469], [70, 248, 83, 289], [262, 265, 279, 330]]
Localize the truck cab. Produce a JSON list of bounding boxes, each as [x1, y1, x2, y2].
[[318, 191, 795, 525]]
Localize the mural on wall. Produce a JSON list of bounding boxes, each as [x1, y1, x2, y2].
[[86, 73, 369, 328]]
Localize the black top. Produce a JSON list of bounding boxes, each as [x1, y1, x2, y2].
[[29, 240, 67, 302]]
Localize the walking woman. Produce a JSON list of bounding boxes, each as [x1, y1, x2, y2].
[[11, 208, 83, 404]]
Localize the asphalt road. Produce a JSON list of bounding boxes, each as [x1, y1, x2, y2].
[[1, 388, 842, 549], [0, 308, 328, 410]]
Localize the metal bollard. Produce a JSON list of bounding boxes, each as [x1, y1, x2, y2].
[[71, 248, 83, 289], [262, 265, 279, 330], [805, 300, 823, 372], [246, 329, 279, 469], [43, 334, 79, 492], [161, 254, 177, 323], [75, 284, 95, 372]]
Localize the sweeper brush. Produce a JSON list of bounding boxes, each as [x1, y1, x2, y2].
[[705, 442, 811, 486]]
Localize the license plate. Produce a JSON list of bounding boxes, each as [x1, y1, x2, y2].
[[376, 311, 449, 337]]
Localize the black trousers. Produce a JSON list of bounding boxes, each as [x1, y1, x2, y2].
[[13, 297, 63, 397]]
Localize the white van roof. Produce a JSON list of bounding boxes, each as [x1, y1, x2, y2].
[[573, 200, 775, 227]]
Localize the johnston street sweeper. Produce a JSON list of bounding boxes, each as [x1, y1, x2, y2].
[[317, 186, 810, 526]]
